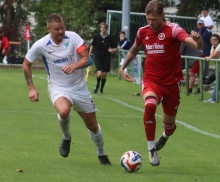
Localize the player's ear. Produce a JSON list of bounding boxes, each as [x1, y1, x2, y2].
[[46, 26, 50, 32]]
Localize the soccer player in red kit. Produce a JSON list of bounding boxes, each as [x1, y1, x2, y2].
[[119, 0, 204, 166]]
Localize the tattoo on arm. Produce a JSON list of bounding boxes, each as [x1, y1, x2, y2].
[[24, 70, 33, 86], [129, 46, 139, 55]]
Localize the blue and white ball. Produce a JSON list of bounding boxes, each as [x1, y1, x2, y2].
[[120, 151, 142, 172]]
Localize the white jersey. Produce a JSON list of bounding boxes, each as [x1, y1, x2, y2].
[[200, 16, 213, 27], [26, 31, 86, 89]]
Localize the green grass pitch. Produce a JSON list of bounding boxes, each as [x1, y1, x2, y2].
[[0, 68, 220, 182]]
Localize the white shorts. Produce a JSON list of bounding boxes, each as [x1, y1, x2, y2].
[[48, 85, 97, 113]]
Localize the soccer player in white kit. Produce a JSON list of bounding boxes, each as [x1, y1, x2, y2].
[[23, 13, 111, 165]]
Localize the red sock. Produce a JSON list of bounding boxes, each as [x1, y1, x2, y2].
[[143, 97, 157, 141], [163, 120, 176, 136]]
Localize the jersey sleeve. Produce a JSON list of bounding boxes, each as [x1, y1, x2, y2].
[[171, 23, 189, 42], [135, 28, 142, 45], [215, 44, 220, 52], [25, 40, 42, 63], [68, 32, 85, 51], [3, 36, 10, 50], [91, 35, 96, 46]]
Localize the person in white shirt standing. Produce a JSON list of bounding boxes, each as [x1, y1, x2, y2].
[[200, 7, 214, 30], [23, 13, 111, 165]]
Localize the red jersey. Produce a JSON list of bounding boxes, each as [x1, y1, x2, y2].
[[0, 36, 10, 50], [136, 23, 188, 85]]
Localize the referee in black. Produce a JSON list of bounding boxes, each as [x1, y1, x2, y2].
[[89, 22, 117, 94]]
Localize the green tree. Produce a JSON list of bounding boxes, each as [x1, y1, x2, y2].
[[0, 0, 30, 41], [30, 0, 122, 42], [176, 0, 220, 19]]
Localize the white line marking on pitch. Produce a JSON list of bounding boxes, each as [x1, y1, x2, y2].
[[94, 95, 220, 140]]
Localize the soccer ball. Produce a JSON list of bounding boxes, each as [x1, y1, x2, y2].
[[120, 151, 142, 172]]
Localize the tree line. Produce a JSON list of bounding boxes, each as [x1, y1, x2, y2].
[[0, 0, 219, 51]]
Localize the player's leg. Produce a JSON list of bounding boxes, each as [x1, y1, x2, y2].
[[94, 70, 102, 93], [94, 55, 103, 93], [73, 85, 111, 165], [192, 61, 200, 94], [189, 71, 195, 94], [142, 82, 161, 166], [78, 111, 111, 165], [54, 97, 72, 157], [155, 114, 176, 151], [49, 87, 73, 157], [100, 72, 107, 93], [155, 83, 180, 151], [100, 56, 110, 93], [2, 46, 11, 64]]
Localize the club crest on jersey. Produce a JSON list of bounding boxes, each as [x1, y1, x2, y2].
[[158, 33, 165, 40], [64, 41, 71, 48]]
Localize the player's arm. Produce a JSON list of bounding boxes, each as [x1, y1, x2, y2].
[[120, 42, 141, 71], [207, 25, 213, 30], [184, 31, 204, 50], [62, 45, 89, 74], [119, 42, 141, 82], [23, 58, 39, 102], [205, 48, 220, 61], [89, 45, 94, 55]]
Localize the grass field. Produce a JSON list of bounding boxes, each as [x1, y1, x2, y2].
[[0, 68, 220, 182]]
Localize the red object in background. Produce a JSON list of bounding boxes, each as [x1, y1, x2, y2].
[[24, 25, 31, 40]]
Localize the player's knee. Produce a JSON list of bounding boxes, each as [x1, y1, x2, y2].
[[145, 96, 157, 113], [88, 121, 99, 133], [58, 108, 71, 120]]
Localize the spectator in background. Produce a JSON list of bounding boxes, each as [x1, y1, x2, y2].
[[89, 22, 117, 94], [118, 31, 132, 72], [195, 19, 212, 81], [0, 29, 11, 64], [203, 34, 220, 103], [180, 42, 204, 94], [200, 7, 214, 30]]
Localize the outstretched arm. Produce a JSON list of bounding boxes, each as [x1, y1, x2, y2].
[[184, 30, 204, 50], [119, 42, 141, 82], [23, 58, 39, 102]]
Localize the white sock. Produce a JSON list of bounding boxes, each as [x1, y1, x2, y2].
[[162, 132, 169, 139], [148, 140, 155, 151], [89, 124, 105, 156], [57, 114, 71, 140], [3, 56, 7, 64]]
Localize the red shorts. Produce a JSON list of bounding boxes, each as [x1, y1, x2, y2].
[[190, 54, 205, 74], [190, 60, 199, 74], [142, 81, 181, 116]]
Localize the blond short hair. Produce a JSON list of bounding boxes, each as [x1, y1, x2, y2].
[[145, 0, 164, 15]]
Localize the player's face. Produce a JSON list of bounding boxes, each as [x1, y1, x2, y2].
[[197, 23, 204, 30], [100, 25, 107, 34], [146, 12, 164, 32], [47, 19, 65, 44], [120, 33, 125, 41], [201, 10, 208, 17], [210, 37, 219, 47]]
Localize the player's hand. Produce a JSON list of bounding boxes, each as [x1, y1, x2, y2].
[[2, 49, 5, 55], [29, 89, 39, 102], [191, 30, 202, 43], [119, 69, 136, 82], [205, 56, 211, 61], [62, 65, 75, 74], [108, 48, 115, 54]]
